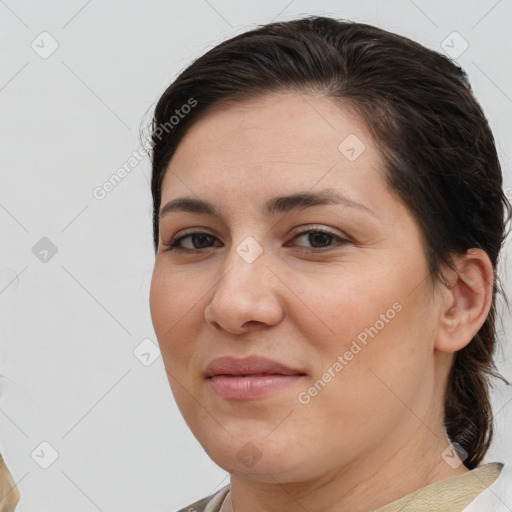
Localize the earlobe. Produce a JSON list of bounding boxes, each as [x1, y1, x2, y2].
[[435, 249, 493, 353]]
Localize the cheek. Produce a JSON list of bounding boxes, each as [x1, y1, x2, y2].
[[316, 285, 436, 426], [297, 262, 435, 387], [149, 266, 204, 364], [150, 270, 208, 421], [296, 304, 435, 455], [283, 266, 400, 350]]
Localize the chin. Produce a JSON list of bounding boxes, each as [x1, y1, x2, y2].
[[196, 430, 320, 483]]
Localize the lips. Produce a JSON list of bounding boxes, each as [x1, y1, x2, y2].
[[205, 356, 306, 400], [204, 355, 305, 378]]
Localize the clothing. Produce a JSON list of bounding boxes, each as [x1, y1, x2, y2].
[[0, 453, 19, 512], [176, 462, 512, 512], [377, 462, 503, 511]]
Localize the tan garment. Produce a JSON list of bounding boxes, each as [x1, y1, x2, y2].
[[0, 453, 19, 512], [376, 462, 502, 512], [177, 462, 502, 512]]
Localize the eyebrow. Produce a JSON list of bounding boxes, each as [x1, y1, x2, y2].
[[158, 189, 376, 222]]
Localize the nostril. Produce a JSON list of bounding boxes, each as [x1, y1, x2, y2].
[[210, 320, 223, 330], [242, 320, 260, 328]]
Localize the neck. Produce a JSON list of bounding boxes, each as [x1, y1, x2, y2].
[[220, 423, 468, 512]]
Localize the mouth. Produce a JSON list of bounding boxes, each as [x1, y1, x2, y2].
[[205, 356, 306, 400]]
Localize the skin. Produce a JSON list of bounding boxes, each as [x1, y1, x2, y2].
[[149, 91, 493, 512]]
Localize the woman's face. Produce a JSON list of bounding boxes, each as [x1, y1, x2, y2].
[[150, 92, 449, 483]]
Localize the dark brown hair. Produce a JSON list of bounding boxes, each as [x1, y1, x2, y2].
[[149, 15, 511, 469]]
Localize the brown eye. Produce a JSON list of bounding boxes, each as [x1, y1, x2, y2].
[[290, 228, 349, 251], [306, 232, 335, 248], [164, 232, 222, 251]]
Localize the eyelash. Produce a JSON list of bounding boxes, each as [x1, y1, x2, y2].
[[161, 226, 350, 253]]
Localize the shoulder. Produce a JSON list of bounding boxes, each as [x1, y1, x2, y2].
[[175, 485, 230, 512], [462, 462, 512, 512], [0, 453, 20, 512]]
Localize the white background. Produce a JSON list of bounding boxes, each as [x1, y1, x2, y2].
[[0, 0, 511, 510]]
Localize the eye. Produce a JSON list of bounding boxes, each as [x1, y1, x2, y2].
[[162, 231, 222, 251], [286, 226, 350, 251]]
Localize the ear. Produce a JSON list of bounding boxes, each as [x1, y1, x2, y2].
[[435, 249, 494, 353]]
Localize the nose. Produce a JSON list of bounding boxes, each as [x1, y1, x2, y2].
[[204, 242, 284, 334]]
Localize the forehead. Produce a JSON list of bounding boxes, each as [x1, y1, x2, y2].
[[174, 91, 373, 158], [160, 91, 386, 203]]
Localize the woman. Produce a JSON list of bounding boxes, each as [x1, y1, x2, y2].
[[148, 16, 512, 511]]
